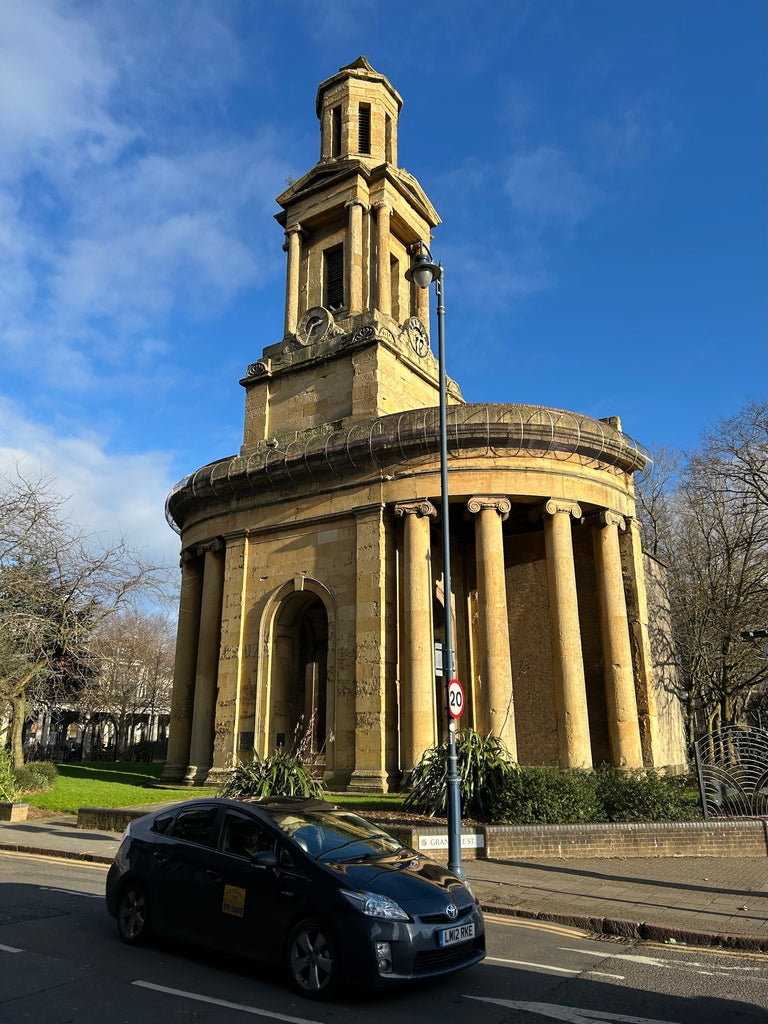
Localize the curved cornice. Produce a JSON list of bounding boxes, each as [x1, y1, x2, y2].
[[166, 403, 649, 533]]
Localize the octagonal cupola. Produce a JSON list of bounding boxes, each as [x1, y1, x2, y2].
[[316, 56, 402, 166]]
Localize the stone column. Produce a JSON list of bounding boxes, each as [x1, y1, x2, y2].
[[588, 511, 643, 768], [345, 199, 366, 314], [467, 496, 517, 758], [373, 202, 391, 317], [416, 278, 430, 334], [538, 499, 593, 769], [395, 500, 437, 774], [621, 516, 660, 765], [283, 223, 303, 336], [160, 549, 204, 783], [185, 539, 225, 784]]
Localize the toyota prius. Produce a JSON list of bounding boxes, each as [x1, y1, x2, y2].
[[105, 796, 485, 998]]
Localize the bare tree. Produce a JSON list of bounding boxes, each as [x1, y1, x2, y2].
[[0, 468, 173, 767], [84, 608, 175, 756], [636, 400, 768, 746]]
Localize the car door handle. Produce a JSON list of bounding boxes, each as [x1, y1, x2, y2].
[[206, 869, 223, 882], [153, 851, 168, 864]]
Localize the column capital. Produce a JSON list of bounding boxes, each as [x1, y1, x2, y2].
[[284, 222, 303, 237], [585, 509, 626, 531], [530, 498, 582, 522], [195, 537, 225, 558], [372, 200, 391, 215], [180, 547, 201, 568], [345, 197, 369, 211], [394, 499, 437, 520], [467, 495, 511, 521]]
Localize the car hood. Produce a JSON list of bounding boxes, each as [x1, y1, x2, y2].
[[324, 849, 474, 913]]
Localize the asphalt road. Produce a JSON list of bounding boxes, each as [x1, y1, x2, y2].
[[0, 851, 766, 1024]]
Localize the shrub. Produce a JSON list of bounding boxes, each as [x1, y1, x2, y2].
[[492, 766, 601, 825], [593, 765, 693, 822], [0, 750, 17, 802], [217, 750, 325, 800], [404, 730, 518, 819], [14, 761, 58, 795]]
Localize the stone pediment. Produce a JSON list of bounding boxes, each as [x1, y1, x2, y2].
[[275, 159, 366, 211]]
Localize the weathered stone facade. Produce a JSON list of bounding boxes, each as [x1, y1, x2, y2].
[[163, 58, 687, 791]]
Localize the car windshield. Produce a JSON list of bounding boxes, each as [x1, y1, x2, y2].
[[269, 809, 403, 863]]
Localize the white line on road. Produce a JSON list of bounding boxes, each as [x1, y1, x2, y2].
[[132, 980, 325, 1024], [559, 947, 766, 976], [485, 956, 579, 975], [466, 996, 685, 1024], [0, 943, 23, 954], [485, 956, 624, 980]]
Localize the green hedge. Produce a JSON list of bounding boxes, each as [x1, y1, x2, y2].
[[13, 761, 58, 795], [403, 731, 697, 824]]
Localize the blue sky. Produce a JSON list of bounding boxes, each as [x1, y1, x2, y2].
[[1, 0, 765, 569]]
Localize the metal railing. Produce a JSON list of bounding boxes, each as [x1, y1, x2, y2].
[[694, 725, 768, 818]]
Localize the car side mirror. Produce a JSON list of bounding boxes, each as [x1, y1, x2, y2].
[[251, 850, 279, 869]]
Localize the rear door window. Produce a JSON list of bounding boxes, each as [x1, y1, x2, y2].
[[167, 805, 219, 847]]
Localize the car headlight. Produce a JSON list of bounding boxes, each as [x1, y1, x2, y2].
[[340, 889, 410, 921]]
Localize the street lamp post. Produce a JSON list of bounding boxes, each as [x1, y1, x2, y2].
[[405, 244, 464, 879]]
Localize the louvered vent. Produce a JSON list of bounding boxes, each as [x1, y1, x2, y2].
[[324, 244, 344, 311], [358, 103, 371, 155], [332, 105, 342, 157]]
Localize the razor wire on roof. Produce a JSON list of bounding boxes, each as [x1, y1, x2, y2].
[[165, 403, 650, 529]]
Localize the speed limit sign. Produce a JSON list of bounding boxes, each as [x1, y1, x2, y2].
[[447, 679, 465, 719]]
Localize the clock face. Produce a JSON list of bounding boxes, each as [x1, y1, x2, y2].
[[296, 306, 332, 346], [405, 316, 429, 357]]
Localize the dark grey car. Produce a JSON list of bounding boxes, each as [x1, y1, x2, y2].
[[105, 796, 485, 998]]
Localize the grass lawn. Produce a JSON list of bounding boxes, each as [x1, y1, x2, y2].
[[21, 761, 216, 814], [20, 761, 406, 815]]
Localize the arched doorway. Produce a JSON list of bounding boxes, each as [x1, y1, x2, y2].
[[269, 592, 329, 757]]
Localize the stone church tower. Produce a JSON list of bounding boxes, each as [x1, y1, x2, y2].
[[162, 58, 686, 790]]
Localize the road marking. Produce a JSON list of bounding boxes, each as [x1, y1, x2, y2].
[[485, 956, 624, 980], [0, 850, 108, 871], [485, 914, 589, 938], [485, 955, 579, 974], [132, 980, 324, 1023], [39, 886, 102, 899], [559, 947, 766, 977], [0, 944, 24, 954], [466, 996, 684, 1023]]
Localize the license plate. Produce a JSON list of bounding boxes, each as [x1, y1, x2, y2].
[[438, 921, 475, 947]]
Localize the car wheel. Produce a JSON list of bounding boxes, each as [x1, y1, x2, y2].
[[286, 918, 338, 998], [116, 881, 150, 945]]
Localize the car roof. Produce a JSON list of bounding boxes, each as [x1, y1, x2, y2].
[[141, 796, 341, 827], [238, 796, 338, 814]]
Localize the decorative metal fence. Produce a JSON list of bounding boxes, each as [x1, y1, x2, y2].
[[694, 726, 768, 818]]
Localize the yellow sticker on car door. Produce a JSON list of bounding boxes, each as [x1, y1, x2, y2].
[[222, 885, 246, 917]]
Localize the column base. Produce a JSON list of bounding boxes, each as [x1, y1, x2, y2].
[[183, 764, 212, 786], [157, 762, 187, 785], [202, 766, 230, 788], [346, 769, 391, 794], [323, 769, 352, 792]]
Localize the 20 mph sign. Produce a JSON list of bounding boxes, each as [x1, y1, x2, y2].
[[447, 679, 465, 719]]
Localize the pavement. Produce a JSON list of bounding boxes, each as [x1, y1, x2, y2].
[[0, 810, 766, 954]]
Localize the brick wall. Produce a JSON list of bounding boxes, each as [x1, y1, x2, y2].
[[380, 819, 768, 859]]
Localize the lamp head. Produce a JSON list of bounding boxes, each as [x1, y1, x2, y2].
[[405, 244, 441, 289]]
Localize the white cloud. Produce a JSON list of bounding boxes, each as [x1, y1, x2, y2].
[[0, 3, 288, 395], [0, 0, 132, 179], [0, 398, 180, 568], [504, 146, 603, 227]]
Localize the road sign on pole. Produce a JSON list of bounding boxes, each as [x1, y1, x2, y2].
[[447, 679, 465, 719]]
